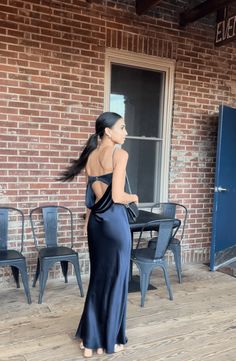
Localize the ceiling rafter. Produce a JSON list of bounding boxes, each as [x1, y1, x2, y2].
[[87, 0, 235, 26], [136, 0, 162, 15], [179, 0, 236, 27]]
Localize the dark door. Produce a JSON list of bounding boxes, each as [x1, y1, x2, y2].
[[210, 105, 236, 271]]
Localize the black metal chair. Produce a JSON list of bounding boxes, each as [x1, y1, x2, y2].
[[30, 205, 84, 304], [131, 219, 175, 307], [148, 202, 187, 283], [0, 207, 31, 304]]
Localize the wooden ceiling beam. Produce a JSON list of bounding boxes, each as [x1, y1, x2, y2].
[[179, 0, 236, 27], [136, 0, 162, 15]]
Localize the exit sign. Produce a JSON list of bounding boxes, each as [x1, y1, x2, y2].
[[215, 14, 236, 46]]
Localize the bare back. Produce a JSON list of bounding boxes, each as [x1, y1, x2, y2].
[[85, 146, 115, 202]]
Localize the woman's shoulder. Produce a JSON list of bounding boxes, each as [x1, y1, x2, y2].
[[99, 145, 128, 161], [113, 147, 128, 164]]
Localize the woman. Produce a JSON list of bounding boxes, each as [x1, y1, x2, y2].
[[59, 112, 138, 358]]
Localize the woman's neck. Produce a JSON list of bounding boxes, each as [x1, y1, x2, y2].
[[98, 137, 115, 148]]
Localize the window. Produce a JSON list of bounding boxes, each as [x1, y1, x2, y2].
[[105, 50, 174, 206]]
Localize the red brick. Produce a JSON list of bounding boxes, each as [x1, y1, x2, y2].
[[0, 0, 235, 281]]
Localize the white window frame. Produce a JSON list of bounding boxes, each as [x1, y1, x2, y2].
[[104, 49, 175, 202]]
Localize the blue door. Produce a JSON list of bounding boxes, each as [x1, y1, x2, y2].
[[210, 105, 236, 271]]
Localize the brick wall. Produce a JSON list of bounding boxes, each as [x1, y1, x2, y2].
[[1, 0, 236, 283]]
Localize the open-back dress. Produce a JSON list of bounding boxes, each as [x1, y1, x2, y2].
[[75, 172, 131, 354]]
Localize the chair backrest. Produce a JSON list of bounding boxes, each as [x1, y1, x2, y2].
[[137, 219, 175, 259], [30, 205, 74, 249], [151, 202, 187, 240], [0, 207, 24, 252]]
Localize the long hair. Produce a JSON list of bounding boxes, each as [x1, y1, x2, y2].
[[57, 112, 122, 182]]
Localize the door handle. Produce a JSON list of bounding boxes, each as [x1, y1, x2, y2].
[[217, 186, 228, 192], [211, 186, 228, 192]]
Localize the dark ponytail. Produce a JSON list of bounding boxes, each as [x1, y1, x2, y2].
[[57, 133, 98, 182], [57, 111, 121, 182]]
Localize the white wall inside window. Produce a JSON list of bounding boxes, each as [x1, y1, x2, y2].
[[105, 49, 175, 204]]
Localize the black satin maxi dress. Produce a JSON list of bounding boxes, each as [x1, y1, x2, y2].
[[75, 173, 131, 354]]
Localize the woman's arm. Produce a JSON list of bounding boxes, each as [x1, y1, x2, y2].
[[112, 148, 138, 204], [83, 172, 91, 235]]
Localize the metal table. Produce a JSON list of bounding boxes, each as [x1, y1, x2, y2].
[[130, 210, 181, 232]]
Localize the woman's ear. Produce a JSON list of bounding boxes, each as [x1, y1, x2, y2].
[[104, 127, 112, 139]]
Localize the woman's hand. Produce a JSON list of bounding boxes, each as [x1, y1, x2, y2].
[[82, 225, 88, 236]]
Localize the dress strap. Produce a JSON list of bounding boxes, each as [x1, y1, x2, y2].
[[91, 146, 118, 214], [112, 145, 130, 194], [112, 144, 120, 170]]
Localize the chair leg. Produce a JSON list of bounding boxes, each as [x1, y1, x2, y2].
[[71, 258, 84, 297], [129, 231, 134, 281], [136, 263, 153, 307], [32, 258, 40, 287], [11, 266, 20, 288], [61, 261, 68, 283], [160, 261, 173, 300], [38, 260, 51, 304], [18, 262, 32, 304], [171, 243, 182, 283], [129, 259, 133, 282]]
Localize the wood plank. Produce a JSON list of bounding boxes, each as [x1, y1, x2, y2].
[[0, 264, 235, 360], [179, 0, 236, 26]]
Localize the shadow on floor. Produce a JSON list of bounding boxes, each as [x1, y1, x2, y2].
[[217, 261, 236, 278]]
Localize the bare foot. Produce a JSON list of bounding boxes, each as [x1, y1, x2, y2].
[[96, 348, 104, 355], [114, 344, 124, 353], [80, 340, 103, 357], [83, 348, 93, 358]]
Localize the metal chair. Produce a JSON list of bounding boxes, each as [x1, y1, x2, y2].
[[0, 207, 31, 304], [131, 219, 175, 307], [148, 202, 188, 283], [30, 205, 84, 304]]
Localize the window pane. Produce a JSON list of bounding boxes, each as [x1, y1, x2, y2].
[[123, 139, 162, 203], [110, 64, 164, 138]]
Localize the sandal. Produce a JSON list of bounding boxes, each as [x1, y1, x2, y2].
[[83, 348, 93, 358], [96, 348, 104, 355], [80, 342, 85, 350], [114, 344, 124, 353], [80, 340, 104, 357]]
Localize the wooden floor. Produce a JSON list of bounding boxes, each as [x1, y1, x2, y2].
[[0, 264, 236, 361]]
